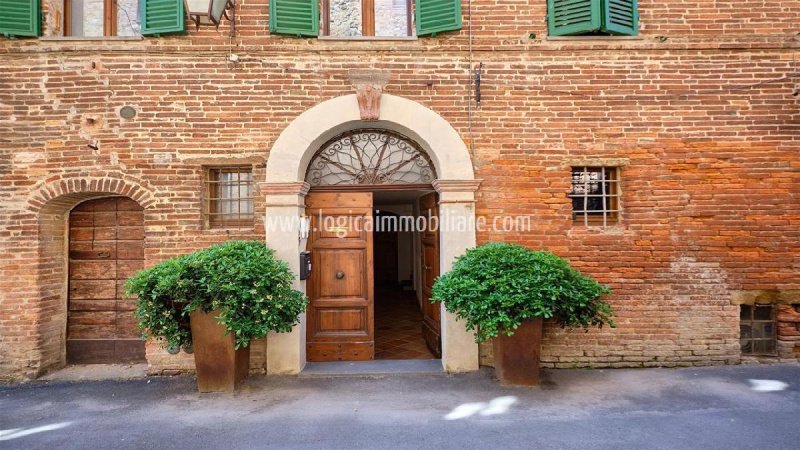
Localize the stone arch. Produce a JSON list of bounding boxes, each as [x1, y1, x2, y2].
[[263, 94, 480, 375], [24, 173, 157, 377], [27, 174, 157, 212], [266, 94, 475, 183]]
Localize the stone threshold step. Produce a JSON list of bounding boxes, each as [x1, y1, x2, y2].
[[300, 359, 445, 378]]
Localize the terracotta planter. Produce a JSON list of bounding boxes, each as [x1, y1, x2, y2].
[[492, 318, 543, 386], [189, 309, 250, 393]]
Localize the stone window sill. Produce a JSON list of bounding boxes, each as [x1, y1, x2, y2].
[[317, 36, 418, 41], [39, 36, 144, 41], [546, 36, 645, 41]]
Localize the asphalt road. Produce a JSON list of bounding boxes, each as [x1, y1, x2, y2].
[[2, 364, 799, 449]]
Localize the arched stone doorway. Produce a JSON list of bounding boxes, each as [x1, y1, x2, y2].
[[263, 94, 480, 374]]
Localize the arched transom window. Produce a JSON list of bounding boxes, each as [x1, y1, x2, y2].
[[305, 129, 436, 186]]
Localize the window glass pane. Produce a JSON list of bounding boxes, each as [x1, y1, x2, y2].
[[69, 0, 85, 36], [754, 304, 773, 320], [329, 0, 363, 37], [79, 0, 105, 36], [374, 0, 409, 37], [116, 0, 141, 36], [569, 167, 620, 225], [752, 340, 775, 355]]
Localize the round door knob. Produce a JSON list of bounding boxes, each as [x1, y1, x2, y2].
[[335, 271, 345, 279]]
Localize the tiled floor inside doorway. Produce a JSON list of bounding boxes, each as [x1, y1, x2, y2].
[[374, 284, 436, 360]]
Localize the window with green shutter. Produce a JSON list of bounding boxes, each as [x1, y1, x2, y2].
[[270, 0, 462, 38], [140, 0, 185, 35], [0, 0, 41, 38], [415, 0, 462, 36], [548, 0, 638, 36], [270, 0, 318, 36]]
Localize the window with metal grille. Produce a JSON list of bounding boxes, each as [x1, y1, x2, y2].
[[568, 167, 620, 226], [203, 166, 254, 229], [740, 304, 777, 356]]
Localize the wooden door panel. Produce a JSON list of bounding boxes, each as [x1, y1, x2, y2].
[[93, 211, 117, 227], [317, 249, 364, 297], [306, 192, 374, 362], [68, 243, 116, 260], [117, 211, 144, 226], [118, 226, 145, 240], [69, 280, 117, 299], [117, 260, 144, 279], [117, 240, 144, 259], [420, 192, 442, 357], [68, 299, 115, 312], [69, 260, 116, 279], [315, 307, 369, 335], [67, 197, 146, 364]]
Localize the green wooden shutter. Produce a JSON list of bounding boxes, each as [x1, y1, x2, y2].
[[602, 0, 637, 35], [140, 0, 185, 35], [548, 0, 601, 36], [269, 0, 319, 37], [415, 0, 462, 37], [0, 0, 41, 38]]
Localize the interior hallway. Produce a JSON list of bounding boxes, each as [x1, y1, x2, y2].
[[374, 284, 435, 360]]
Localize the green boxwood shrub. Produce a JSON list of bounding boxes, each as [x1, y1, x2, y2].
[[431, 242, 614, 343], [125, 240, 306, 350]]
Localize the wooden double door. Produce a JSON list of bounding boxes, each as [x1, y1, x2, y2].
[[305, 191, 441, 361], [67, 197, 146, 364]]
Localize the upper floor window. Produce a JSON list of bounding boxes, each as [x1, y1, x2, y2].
[[547, 0, 638, 37], [568, 166, 620, 226], [0, 0, 184, 38], [65, 0, 141, 37], [323, 0, 411, 37], [269, 0, 461, 38]]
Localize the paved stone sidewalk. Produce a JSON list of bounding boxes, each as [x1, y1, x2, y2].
[[1, 364, 799, 449]]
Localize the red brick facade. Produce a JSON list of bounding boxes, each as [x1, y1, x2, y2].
[[1, 0, 799, 380]]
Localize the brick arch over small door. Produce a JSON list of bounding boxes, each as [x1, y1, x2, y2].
[[67, 196, 147, 363]]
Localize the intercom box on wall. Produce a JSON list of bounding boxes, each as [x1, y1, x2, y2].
[[299, 251, 311, 280]]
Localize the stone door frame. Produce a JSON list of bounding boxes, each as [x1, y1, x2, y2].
[[263, 94, 480, 374]]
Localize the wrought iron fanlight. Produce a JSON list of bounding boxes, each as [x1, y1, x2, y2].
[[305, 129, 436, 186], [184, 0, 235, 31]]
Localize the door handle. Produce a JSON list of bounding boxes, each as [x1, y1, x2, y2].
[[97, 251, 111, 258], [335, 271, 345, 279]]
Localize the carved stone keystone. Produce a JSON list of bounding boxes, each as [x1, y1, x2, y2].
[[349, 70, 390, 121]]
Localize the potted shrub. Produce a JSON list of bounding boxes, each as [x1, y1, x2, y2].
[[431, 242, 614, 386], [125, 241, 306, 392]]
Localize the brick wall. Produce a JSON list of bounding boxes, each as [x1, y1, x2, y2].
[[1, 0, 799, 380]]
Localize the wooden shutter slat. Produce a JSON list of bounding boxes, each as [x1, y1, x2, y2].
[[548, 0, 601, 36], [603, 0, 638, 35], [0, 0, 40, 37], [269, 0, 319, 37], [415, 0, 462, 36], [140, 0, 185, 35]]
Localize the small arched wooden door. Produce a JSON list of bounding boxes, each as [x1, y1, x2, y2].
[[67, 197, 146, 363]]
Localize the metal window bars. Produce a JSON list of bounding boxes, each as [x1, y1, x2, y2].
[[204, 166, 254, 229], [740, 304, 777, 356], [568, 167, 620, 227]]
